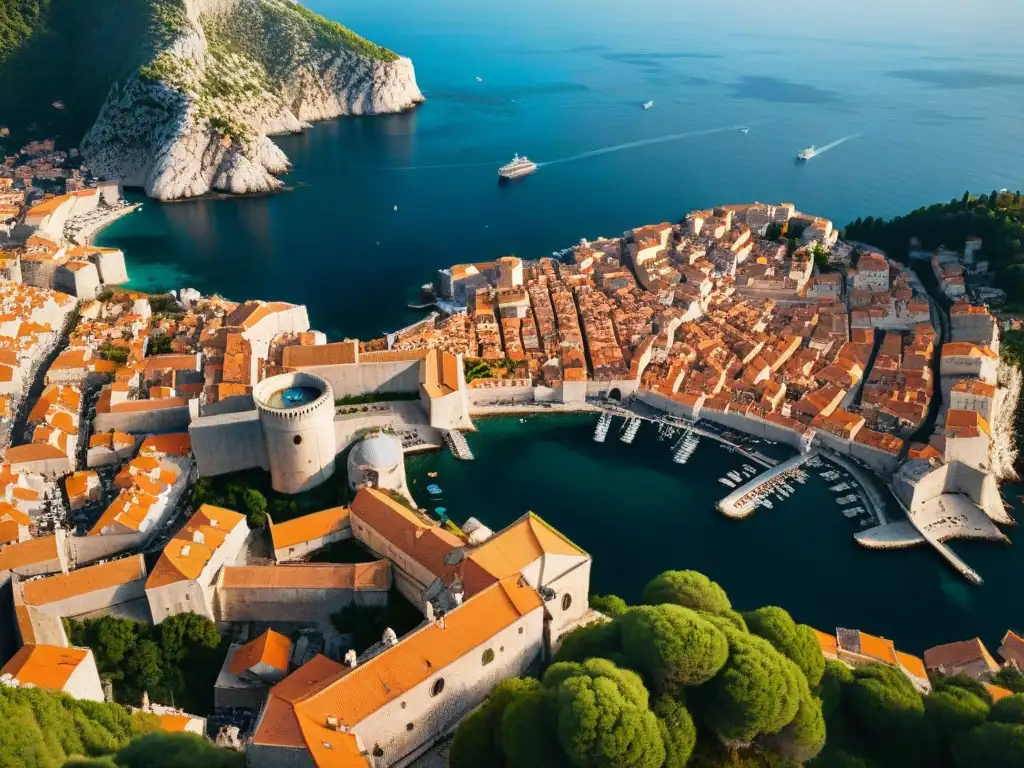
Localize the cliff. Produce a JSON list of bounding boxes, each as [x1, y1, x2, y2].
[[80, 0, 423, 200]]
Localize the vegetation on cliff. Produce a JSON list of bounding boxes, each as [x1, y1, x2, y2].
[[0, 0, 50, 61], [843, 190, 1024, 306], [452, 569, 1024, 768]]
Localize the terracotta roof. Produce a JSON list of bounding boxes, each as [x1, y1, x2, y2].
[[837, 628, 899, 665], [270, 507, 350, 551], [460, 512, 588, 598], [0, 535, 62, 571], [349, 489, 462, 578], [283, 341, 358, 368], [896, 651, 928, 681], [22, 555, 146, 607], [220, 562, 390, 591], [999, 630, 1024, 667], [924, 638, 999, 672], [145, 353, 199, 377], [64, 470, 97, 500], [0, 643, 90, 692], [229, 629, 293, 676], [146, 505, 245, 588], [986, 683, 1014, 703], [4, 442, 68, 464], [812, 628, 838, 657], [156, 714, 194, 732]]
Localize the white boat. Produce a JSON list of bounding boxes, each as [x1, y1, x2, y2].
[[593, 412, 613, 443], [727, 471, 743, 483], [797, 145, 816, 161], [498, 154, 538, 180], [740, 127, 749, 134], [718, 477, 736, 489], [643, 100, 654, 110], [761, 498, 774, 509]]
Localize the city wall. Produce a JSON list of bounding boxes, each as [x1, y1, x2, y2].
[[69, 532, 147, 565], [300, 360, 419, 399], [189, 411, 269, 477], [93, 404, 191, 434], [216, 584, 388, 623]]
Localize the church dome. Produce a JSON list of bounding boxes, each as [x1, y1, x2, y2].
[[349, 433, 402, 471]]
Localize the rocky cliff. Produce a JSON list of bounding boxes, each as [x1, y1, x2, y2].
[[81, 0, 423, 200]]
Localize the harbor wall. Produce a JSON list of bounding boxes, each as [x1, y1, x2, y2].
[[637, 390, 699, 420], [990, 361, 1021, 480]]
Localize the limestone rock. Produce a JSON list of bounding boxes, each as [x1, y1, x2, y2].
[[81, 0, 424, 200]]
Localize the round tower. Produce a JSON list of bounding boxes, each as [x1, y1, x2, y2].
[[253, 371, 336, 494]]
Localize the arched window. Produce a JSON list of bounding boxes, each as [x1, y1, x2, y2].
[[406, 723, 414, 731], [562, 593, 573, 612], [293, 435, 303, 445], [431, 678, 445, 697], [482, 648, 495, 666]]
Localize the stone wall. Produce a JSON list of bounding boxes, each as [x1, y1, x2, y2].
[[93, 403, 191, 434], [299, 360, 420, 399], [216, 585, 387, 623], [189, 410, 268, 477]]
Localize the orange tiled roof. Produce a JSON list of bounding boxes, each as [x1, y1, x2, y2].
[[813, 628, 838, 657], [156, 714, 194, 732], [0, 643, 89, 692], [923, 638, 999, 673], [22, 555, 146, 607], [986, 683, 1014, 703], [146, 505, 245, 588], [0, 535, 62, 571], [4, 442, 68, 464], [220, 562, 390, 591], [283, 341, 358, 368], [460, 512, 588, 598], [229, 629, 293, 676], [896, 651, 928, 681], [855, 630, 898, 665], [270, 507, 349, 551]]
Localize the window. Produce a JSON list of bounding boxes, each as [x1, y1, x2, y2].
[[562, 593, 573, 612], [482, 648, 495, 666], [406, 723, 414, 731], [372, 746, 384, 757], [431, 678, 445, 697], [293, 435, 303, 445], [518, 627, 524, 635], [400, 701, 407, 709]]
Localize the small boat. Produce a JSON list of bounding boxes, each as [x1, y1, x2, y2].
[[797, 146, 816, 161], [426, 484, 443, 495], [435, 507, 447, 515], [427, 472, 438, 478], [740, 127, 749, 134], [476, 76, 483, 82], [519, 418, 526, 423], [643, 100, 654, 110], [718, 477, 736, 489]]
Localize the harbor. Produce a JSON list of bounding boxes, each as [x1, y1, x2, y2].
[[715, 450, 820, 518]]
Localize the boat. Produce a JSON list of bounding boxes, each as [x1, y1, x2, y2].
[[594, 412, 613, 443], [797, 146, 816, 161], [740, 127, 749, 134], [643, 100, 654, 110], [727, 470, 743, 483], [498, 154, 538, 180], [426, 484, 443, 495], [718, 477, 736, 489], [761, 498, 774, 509], [427, 472, 438, 478]]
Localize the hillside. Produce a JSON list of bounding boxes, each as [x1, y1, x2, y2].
[[0, 0, 51, 61], [79, 0, 423, 200]]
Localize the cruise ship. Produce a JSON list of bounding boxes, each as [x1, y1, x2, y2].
[[797, 146, 816, 161], [498, 154, 537, 180]]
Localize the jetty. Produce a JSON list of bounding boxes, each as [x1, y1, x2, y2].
[[443, 429, 474, 460], [716, 450, 819, 518]]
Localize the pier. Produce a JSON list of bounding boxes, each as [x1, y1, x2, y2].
[[443, 429, 474, 460], [592, 399, 777, 469], [819, 451, 888, 526], [716, 450, 820, 518]]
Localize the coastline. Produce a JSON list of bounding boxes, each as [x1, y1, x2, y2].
[[68, 201, 140, 245]]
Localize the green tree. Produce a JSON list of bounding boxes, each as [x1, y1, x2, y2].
[[818, 659, 853, 717], [544, 660, 666, 768], [115, 732, 245, 768], [962, 190, 971, 208], [994, 667, 1024, 693], [242, 487, 268, 529], [591, 594, 629, 618], [652, 695, 697, 768], [619, 605, 729, 693], [553, 618, 623, 665], [449, 678, 540, 768], [499, 690, 565, 768], [844, 663, 937, 766], [642, 570, 731, 615], [992, 695, 1024, 725], [924, 684, 990, 733], [951, 722, 1024, 768], [697, 630, 804, 742], [761, 691, 826, 763], [744, 606, 825, 687], [63, 759, 118, 768]]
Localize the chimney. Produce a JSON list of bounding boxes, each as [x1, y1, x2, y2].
[[343, 649, 358, 668], [180, 544, 190, 557], [192, 530, 205, 545]]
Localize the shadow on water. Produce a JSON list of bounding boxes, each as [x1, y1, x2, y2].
[[728, 76, 843, 104], [886, 68, 1024, 89]]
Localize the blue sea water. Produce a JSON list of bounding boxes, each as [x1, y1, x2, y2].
[[91, 0, 1024, 648], [98, 0, 1024, 340]]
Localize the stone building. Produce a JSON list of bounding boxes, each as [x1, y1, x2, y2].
[[347, 433, 406, 493], [214, 561, 391, 622], [924, 638, 1001, 680], [215, 629, 293, 711], [145, 504, 248, 624], [0, 643, 104, 702], [247, 577, 545, 768]]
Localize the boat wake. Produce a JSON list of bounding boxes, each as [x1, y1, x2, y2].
[[803, 134, 859, 159], [539, 123, 752, 166]]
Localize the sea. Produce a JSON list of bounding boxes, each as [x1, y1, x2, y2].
[[92, 0, 1024, 650]]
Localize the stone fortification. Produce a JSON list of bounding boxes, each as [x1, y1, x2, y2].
[[81, 0, 423, 200], [991, 360, 1021, 481]]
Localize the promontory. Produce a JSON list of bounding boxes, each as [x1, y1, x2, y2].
[[80, 0, 424, 200]]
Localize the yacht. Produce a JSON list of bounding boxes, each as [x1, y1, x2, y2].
[[498, 154, 538, 180], [643, 100, 654, 110], [718, 477, 736, 489], [798, 146, 816, 161], [727, 470, 743, 483]]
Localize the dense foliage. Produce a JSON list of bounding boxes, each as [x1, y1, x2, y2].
[[0, 0, 49, 61], [454, 568, 1024, 767], [843, 191, 1024, 312], [64, 613, 225, 715]]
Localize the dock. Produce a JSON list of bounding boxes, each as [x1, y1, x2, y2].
[[443, 429, 474, 460], [716, 450, 819, 518]]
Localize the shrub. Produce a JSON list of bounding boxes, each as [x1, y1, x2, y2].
[[642, 570, 732, 615]]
